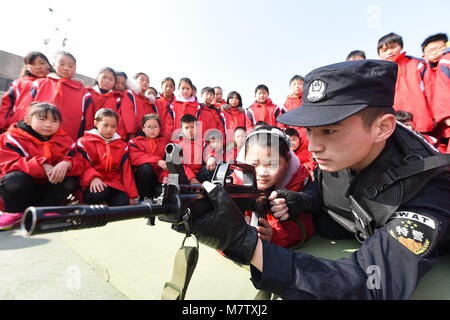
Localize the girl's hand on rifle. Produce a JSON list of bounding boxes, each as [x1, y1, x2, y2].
[[256, 217, 273, 242]]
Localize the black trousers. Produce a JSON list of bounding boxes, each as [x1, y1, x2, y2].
[[134, 163, 162, 199], [0, 171, 79, 212], [83, 186, 130, 206]]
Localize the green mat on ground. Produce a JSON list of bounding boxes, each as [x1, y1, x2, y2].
[[63, 219, 450, 300]]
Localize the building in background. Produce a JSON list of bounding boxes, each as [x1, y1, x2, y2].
[[0, 50, 93, 96]]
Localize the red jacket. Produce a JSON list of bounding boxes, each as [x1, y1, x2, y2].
[[0, 122, 83, 183], [135, 93, 157, 128], [267, 161, 314, 248], [86, 86, 134, 140], [245, 99, 285, 129], [422, 133, 447, 153], [213, 99, 226, 108], [429, 48, 450, 138], [291, 127, 316, 173], [392, 53, 433, 133], [173, 136, 204, 181], [77, 130, 138, 198], [0, 76, 37, 132], [154, 94, 175, 140], [221, 105, 246, 143], [30, 74, 94, 141], [196, 104, 226, 141], [120, 90, 157, 137], [128, 135, 168, 182], [168, 97, 201, 140], [284, 94, 302, 112]]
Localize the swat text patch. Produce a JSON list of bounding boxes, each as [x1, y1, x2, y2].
[[386, 211, 438, 256]]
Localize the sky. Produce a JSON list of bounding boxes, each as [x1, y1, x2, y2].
[[1, 0, 449, 107]]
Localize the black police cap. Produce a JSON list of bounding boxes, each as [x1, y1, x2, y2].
[[277, 59, 398, 127]]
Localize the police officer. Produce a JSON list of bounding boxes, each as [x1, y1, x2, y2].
[[175, 59, 450, 299]]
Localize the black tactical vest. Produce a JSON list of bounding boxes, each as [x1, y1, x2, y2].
[[318, 123, 450, 241]]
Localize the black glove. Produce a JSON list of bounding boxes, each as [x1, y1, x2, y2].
[[274, 189, 313, 221], [173, 182, 259, 265]]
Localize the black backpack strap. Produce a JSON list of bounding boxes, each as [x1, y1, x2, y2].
[[377, 154, 450, 192]]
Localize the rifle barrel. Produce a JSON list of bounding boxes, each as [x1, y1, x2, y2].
[[22, 203, 172, 236]]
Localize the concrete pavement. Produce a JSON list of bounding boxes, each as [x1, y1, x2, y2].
[[1, 217, 449, 300], [0, 227, 126, 300]]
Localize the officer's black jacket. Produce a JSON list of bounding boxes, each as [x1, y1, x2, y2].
[[250, 129, 450, 300]]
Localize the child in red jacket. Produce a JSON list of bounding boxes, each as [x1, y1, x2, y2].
[[28, 51, 94, 141], [173, 114, 207, 184], [119, 72, 157, 140], [114, 71, 128, 92], [236, 126, 314, 248], [421, 33, 450, 141], [1, 51, 53, 132], [77, 108, 138, 206], [378, 33, 433, 133], [128, 114, 168, 200], [154, 77, 176, 140], [203, 129, 226, 173], [225, 126, 247, 162], [197, 87, 226, 142], [395, 110, 447, 153], [222, 91, 246, 145], [246, 84, 286, 129], [168, 78, 201, 141], [213, 86, 226, 108], [0, 103, 82, 230], [284, 75, 304, 112], [285, 128, 317, 173], [87, 67, 136, 141]]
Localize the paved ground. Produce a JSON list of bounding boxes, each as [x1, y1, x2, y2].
[[1, 218, 449, 300], [0, 227, 127, 300]]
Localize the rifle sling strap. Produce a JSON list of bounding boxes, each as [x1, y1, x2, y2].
[[161, 240, 199, 300]]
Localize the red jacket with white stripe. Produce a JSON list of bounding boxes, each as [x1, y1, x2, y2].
[[392, 52, 433, 133], [245, 99, 286, 129], [284, 94, 302, 112], [128, 135, 168, 182], [29, 74, 94, 141], [77, 129, 138, 198], [0, 121, 83, 183], [0, 76, 37, 132]]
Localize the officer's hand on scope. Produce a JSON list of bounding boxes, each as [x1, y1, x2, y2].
[[173, 181, 258, 265], [269, 189, 313, 222]]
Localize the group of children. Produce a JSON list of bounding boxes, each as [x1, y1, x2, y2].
[[348, 32, 450, 151], [0, 30, 448, 251]]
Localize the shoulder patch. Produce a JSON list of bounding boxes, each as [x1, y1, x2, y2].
[[386, 211, 438, 257]]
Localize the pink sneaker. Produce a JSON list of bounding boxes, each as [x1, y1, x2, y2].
[[0, 212, 23, 231]]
